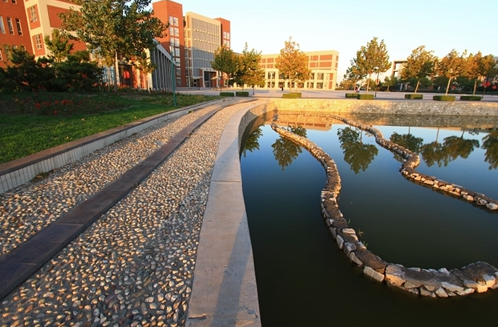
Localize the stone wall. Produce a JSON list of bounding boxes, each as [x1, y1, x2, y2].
[[265, 98, 498, 116], [270, 121, 498, 298]]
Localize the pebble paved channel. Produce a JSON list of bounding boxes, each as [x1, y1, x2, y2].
[[0, 102, 246, 327]]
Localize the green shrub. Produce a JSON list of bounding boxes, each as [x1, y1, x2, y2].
[[460, 95, 482, 101], [405, 94, 423, 99], [235, 91, 249, 97], [345, 93, 358, 98], [282, 92, 301, 98], [220, 92, 234, 97], [433, 95, 455, 101], [357, 94, 374, 100]]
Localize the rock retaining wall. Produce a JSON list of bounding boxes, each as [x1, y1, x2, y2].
[[271, 121, 498, 298]]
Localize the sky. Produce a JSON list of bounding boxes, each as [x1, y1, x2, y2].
[[152, 0, 498, 82]]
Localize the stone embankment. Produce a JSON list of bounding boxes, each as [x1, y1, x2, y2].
[[330, 114, 498, 211], [271, 122, 498, 298]]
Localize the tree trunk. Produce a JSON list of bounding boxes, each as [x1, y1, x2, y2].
[[445, 77, 452, 95], [473, 80, 477, 95], [414, 80, 420, 94], [113, 51, 119, 92]]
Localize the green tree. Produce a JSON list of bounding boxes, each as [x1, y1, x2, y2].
[[275, 37, 311, 92], [236, 43, 265, 94], [464, 52, 496, 95], [211, 47, 240, 88], [3, 47, 55, 91], [400, 45, 437, 93], [343, 62, 366, 90], [437, 49, 467, 95], [60, 0, 167, 91], [52, 50, 102, 92], [354, 37, 390, 93], [382, 76, 397, 92], [44, 29, 74, 63], [134, 50, 156, 91]]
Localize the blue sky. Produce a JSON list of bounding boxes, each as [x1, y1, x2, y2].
[[152, 0, 498, 82]]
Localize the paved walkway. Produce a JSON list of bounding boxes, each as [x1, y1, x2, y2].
[[0, 99, 262, 326]]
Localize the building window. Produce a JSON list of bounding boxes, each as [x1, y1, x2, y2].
[[174, 27, 179, 37], [12, 0, 17, 3], [0, 49, 3, 61], [15, 18, 22, 35], [7, 17, 14, 35], [29, 6, 38, 22], [173, 17, 178, 26], [175, 48, 180, 57], [35, 34, 42, 49], [169, 16, 174, 26], [0, 16, 5, 34]]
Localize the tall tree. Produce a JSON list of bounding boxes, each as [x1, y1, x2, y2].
[[354, 37, 390, 93], [343, 61, 366, 90], [275, 37, 311, 92], [44, 29, 74, 63], [211, 47, 240, 88], [464, 52, 496, 95], [400, 45, 437, 93], [59, 0, 167, 91], [437, 49, 467, 95], [237, 43, 265, 94]]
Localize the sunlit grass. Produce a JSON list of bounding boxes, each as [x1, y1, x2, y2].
[[0, 91, 220, 164]]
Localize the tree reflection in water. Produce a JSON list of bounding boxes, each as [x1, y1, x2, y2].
[[337, 126, 378, 174], [482, 130, 498, 170], [242, 126, 263, 158], [271, 126, 307, 170], [389, 132, 424, 162]]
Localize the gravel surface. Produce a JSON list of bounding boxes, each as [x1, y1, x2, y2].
[[0, 102, 245, 327]]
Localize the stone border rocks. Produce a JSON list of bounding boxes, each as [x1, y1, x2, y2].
[[270, 122, 498, 298], [330, 115, 498, 211]]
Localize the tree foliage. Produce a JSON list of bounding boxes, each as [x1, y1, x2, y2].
[[401, 45, 437, 93], [0, 48, 101, 93], [211, 47, 240, 88], [464, 52, 496, 95], [44, 29, 74, 63], [237, 43, 265, 91], [437, 49, 467, 95], [342, 62, 366, 90], [2, 48, 54, 91], [354, 37, 390, 93], [275, 37, 311, 92], [59, 0, 167, 91]]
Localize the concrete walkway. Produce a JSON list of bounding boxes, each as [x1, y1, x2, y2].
[[0, 99, 263, 326]]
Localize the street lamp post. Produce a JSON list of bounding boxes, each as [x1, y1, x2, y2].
[[170, 53, 177, 106]]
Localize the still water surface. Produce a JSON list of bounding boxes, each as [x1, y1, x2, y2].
[[240, 113, 498, 326]]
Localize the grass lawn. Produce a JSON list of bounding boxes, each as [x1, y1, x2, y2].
[[0, 91, 220, 164]]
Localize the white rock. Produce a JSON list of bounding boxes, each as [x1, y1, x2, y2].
[[336, 235, 344, 249], [435, 287, 448, 298], [349, 252, 363, 267], [486, 203, 498, 210], [363, 266, 384, 283], [483, 274, 496, 287], [441, 282, 464, 293]]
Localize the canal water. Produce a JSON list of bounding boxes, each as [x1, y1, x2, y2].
[[240, 112, 498, 326]]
